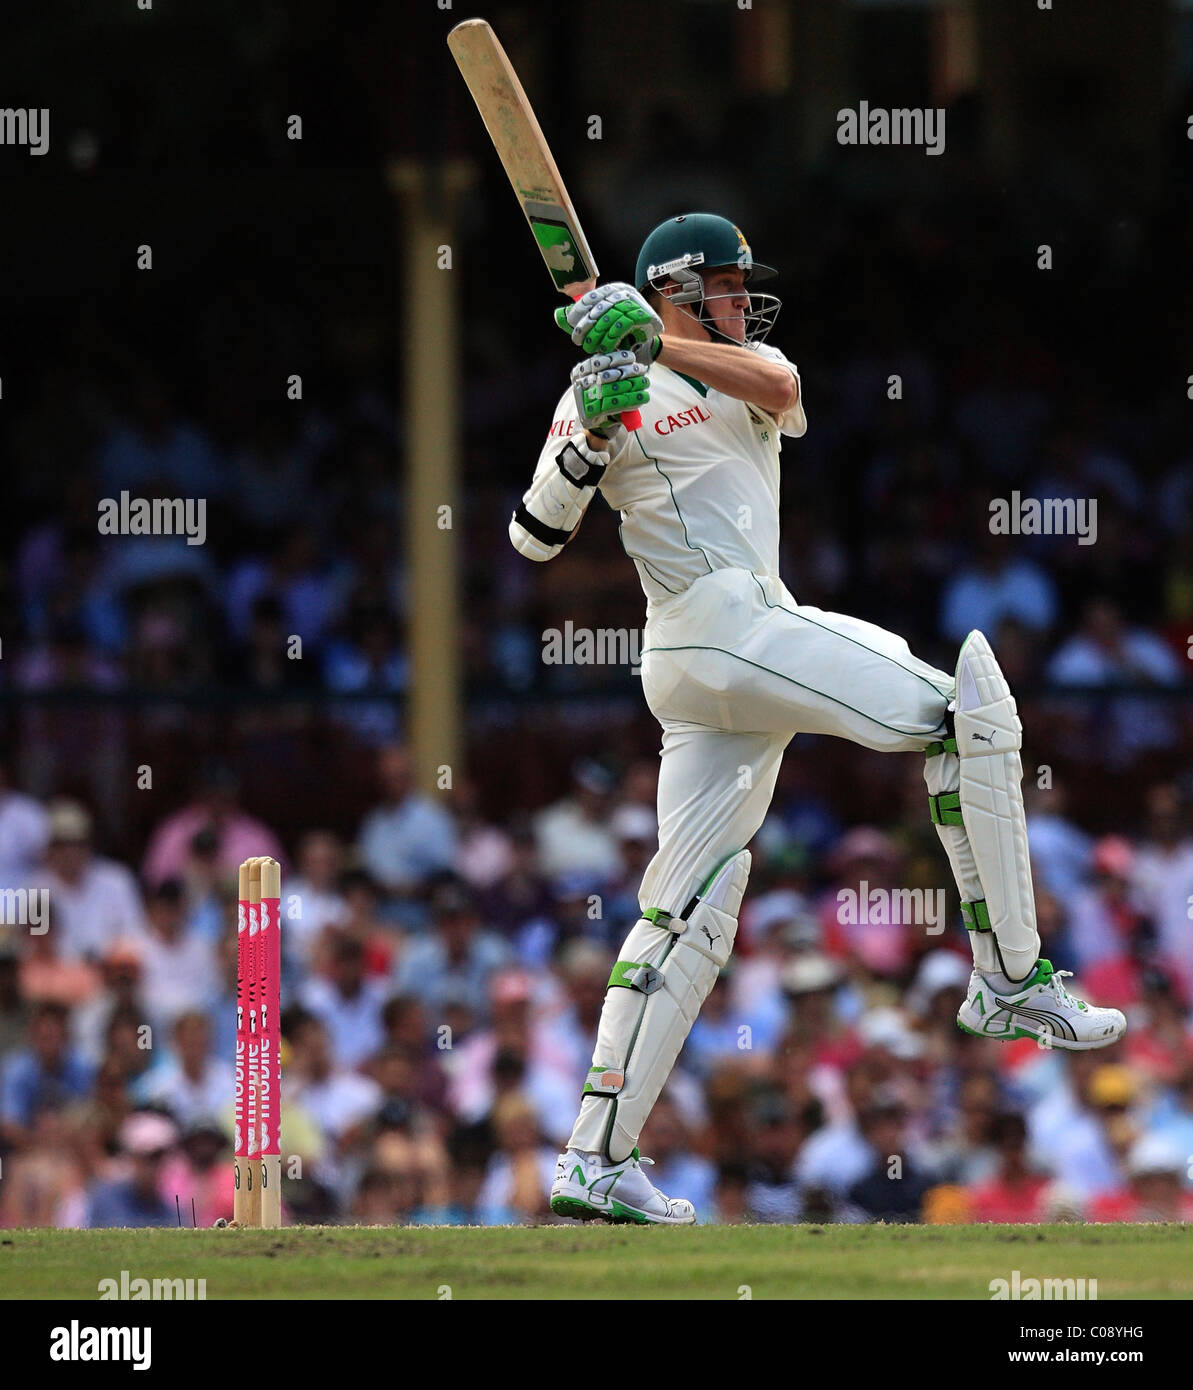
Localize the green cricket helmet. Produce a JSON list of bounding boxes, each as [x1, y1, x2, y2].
[[634, 212, 780, 345]]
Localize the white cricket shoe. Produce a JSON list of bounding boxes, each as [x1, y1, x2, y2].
[[957, 958, 1126, 1051], [549, 1147, 696, 1225]]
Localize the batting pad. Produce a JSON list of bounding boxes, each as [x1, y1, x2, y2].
[[568, 849, 750, 1163], [954, 630, 1041, 978], [924, 738, 998, 972]]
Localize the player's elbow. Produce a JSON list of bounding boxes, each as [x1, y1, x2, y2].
[[758, 367, 799, 417], [509, 511, 569, 562]]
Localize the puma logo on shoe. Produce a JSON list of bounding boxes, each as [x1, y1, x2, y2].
[[971, 731, 995, 745], [700, 926, 721, 947]]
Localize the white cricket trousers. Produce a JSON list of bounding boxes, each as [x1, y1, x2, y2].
[[637, 567, 955, 915]]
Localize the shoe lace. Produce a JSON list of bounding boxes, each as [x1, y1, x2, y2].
[[1048, 969, 1087, 1012]]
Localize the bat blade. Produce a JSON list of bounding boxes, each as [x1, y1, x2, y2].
[[448, 18, 642, 430], [448, 18, 597, 298]]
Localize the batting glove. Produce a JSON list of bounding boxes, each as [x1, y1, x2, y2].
[[556, 283, 663, 356], [570, 350, 650, 431]]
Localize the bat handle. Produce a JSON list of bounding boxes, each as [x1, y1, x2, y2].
[[572, 292, 643, 432]]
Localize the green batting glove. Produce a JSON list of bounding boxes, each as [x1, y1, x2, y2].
[[570, 349, 651, 431], [556, 283, 664, 356]]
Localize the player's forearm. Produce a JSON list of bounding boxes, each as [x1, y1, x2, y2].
[[655, 336, 798, 415]]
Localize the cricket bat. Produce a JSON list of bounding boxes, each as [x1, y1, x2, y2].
[[447, 17, 642, 430]]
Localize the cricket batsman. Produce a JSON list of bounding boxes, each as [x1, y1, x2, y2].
[[508, 213, 1126, 1225]]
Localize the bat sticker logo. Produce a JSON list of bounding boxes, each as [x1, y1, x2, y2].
[[543, 239, 575, 273]]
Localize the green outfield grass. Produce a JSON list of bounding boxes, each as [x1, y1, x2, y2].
[[2, 1223, 1192, 1299]]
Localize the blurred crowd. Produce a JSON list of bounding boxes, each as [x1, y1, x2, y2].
[[2, 741, 1192, 1229]]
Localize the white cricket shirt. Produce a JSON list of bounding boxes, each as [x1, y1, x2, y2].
[[530, 343, 806, 614]]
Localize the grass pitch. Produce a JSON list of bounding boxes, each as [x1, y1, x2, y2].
[[2, 1223, 1192, 1299]]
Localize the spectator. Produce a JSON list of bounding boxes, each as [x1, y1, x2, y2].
[[533, 760, 622, 883], [136, 879, 220, 1025], [378, 996, 441, 1099], [66, 1058, 134, 1180], [15, 909, 101, 1009], [1089, 1134, 1193, 1223], [939, 535, 1058, 645], [1047, 600, 1185, 761], [713, 1161, 751, 1225], [1, 1001, 93, 1140], [0, 760, 49, 888], [84, 1110, 179, 1228], [364, 1096, 451, 1220], [0, 1102, 87, 1228], [535, 941, 609, 1105], [103, 1004, 167, 1096], [133, 1011, 230, 1126], [744, 1092, 813, 1223], [820, 828, 916, 980], [300, 933, 389, 1070], [1144, 1062, 1193, 1164], [356, 744, 457, 895], [284, 831, 349, 973], [158, 1117, 235, 1228], [450, 778, 514, 892], [332, 869, 400, 979], [796, 1061, 882, 1197], [843, 1101, 937, 1223], [1119, 969, 1193, 1083], [324, 602, 408, 746], [72, 942, 154, 1069], [686, 962, 770, 1080], [141, 763, 284, 891], [0, 951, 29, 1063], [39, 800, 148, 962], [391, 877, 510, 1020], [1035, 1062, 1139, 1199], [966, 1113, 1054, 1223], [926, 1070, 1002, 1185], [779, 954, 862, 1073], [350, 1167, 405, 1224], [730, 902, 825, 1056], [283, 1011, 381, 1158], [1131, 783, 1193, 1001], [437, 1121, 493, 1225], [444, 969, 577, 1145], [480, 818, 554, 942], [475, 1094, 557, 1225], [1025, 781, 1092, 906], [602, 804, 658, 937], [1068, 836, 1155, 986]]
